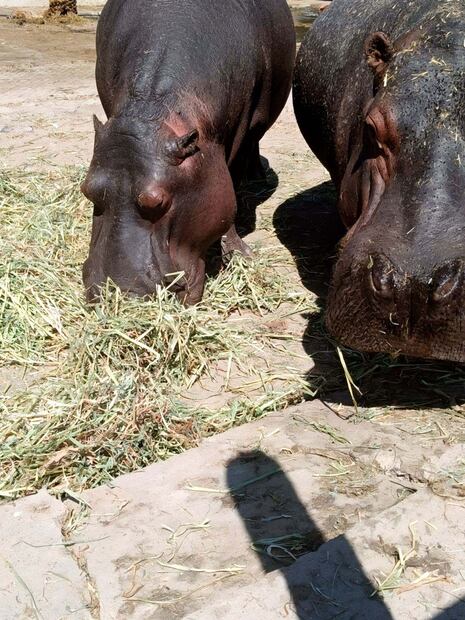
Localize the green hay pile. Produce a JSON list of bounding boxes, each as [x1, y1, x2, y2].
[[0, 169, 313, 499]]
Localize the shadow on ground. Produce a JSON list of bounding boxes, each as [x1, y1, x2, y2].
[[227, 451, 465, 619], [273, 182, 465, 410]]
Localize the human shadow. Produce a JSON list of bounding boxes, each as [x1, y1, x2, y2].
[[273, 182, 465, 409], [435, 602, 465, 619], [227, 451, 465, 619], [226, 450, 393, 619]]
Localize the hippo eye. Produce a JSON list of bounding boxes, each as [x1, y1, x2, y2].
[[81, 169, 110, 205]]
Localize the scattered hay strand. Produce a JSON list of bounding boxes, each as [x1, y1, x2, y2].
[[293, 415, 351, 444], [1, 557, 43, 620], [252, 532, 320, 563], [337, 346, 361, 415], [373, 522, 447, 597], [155, 560, 244, 575], [185, 466, 283, 495], [126, 574, 233, 606]]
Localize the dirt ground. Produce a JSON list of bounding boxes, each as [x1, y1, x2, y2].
[[0, 18, 102, 167]]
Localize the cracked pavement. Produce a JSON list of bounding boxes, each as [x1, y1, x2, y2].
[[2, 401, 465, 619]]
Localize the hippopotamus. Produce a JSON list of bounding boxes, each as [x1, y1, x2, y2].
[[294, 0, 465, 362], [81, 0, 295, 304]]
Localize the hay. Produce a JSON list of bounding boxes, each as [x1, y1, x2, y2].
[[10, 4, 85, 26], [0, 168, 313, 500], [373, 522, 447, 596], [45, 0, 77, 17], [308, 315, 465, 412], [2, 165, 465, 501]]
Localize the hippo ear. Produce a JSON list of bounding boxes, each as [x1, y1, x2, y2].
[[167, 129, 200, 164], [364, 32, 394, 74], [93, 114, 104, 134], [92, 114, 105, 147]]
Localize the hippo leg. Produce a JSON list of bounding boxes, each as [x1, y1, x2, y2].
[[221, 224, 253, 264], [221, 138, 267, 264], [245, 142, 268, 181], [222, 139, 269, 264]]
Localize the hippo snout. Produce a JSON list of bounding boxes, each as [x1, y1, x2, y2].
[[363, 254, 465, 321], [326, 253, 465, 361]]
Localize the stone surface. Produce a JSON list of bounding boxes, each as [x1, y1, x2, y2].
[[62, 401, 462, 618], [0, 490, 91, 619], [0, 402, 464, 618], [185, 489, 465, 619]]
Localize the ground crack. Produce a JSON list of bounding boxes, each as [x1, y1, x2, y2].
[[61, 504, 101, 619]]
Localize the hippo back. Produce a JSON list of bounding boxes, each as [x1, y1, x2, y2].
[[96, 0, 295, 149]]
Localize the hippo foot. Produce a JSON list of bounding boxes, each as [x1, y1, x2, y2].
[[221, 227, 253, 265], [246, 154, 269, 182]]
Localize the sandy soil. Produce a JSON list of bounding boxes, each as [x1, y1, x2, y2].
[[0, 19, 102, 167]]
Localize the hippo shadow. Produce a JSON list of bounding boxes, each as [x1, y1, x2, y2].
[[273, 182, 465, 410], [236, 155, 279, 237], [226, 450, 465, 619]]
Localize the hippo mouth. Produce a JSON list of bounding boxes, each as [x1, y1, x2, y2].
[[83, 250, 203, 304], [83, 214, 207, 305], [325, 253, 465, 363]]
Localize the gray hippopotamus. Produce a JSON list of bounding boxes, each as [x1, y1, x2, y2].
[[81, 0, 296, 304], [294, 0, 465, 362]]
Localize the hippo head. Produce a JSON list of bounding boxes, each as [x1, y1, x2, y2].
[[327, 28, 465, 361], [81, 114, 235, 304]]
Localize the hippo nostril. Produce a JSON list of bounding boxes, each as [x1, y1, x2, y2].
[[369, 254, 397, 299], [431, 260, 464, 303]]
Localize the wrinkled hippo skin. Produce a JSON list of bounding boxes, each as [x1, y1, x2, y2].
[[82, 0, 296, 304], [294, 0, 465, 362]]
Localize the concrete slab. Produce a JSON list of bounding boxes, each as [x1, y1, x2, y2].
[[0, 490, 92, 619], [0, 401, 463, 618], [61, 401, 459, 618], [186, 489, 465, 619]]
